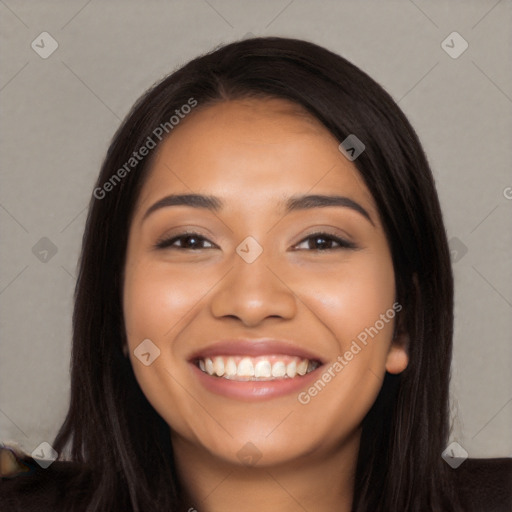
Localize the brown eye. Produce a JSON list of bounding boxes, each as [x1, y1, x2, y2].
[[154, 232, 215, 250], [294, 232, 357, 251]]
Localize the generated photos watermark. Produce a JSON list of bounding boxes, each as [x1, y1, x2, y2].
[[94, 97, 198, 200], [298, 301, 402, 405]]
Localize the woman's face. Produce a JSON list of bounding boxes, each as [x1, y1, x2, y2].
[[123, 98, 408, 468]]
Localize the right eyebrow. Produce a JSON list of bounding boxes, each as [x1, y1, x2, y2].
[[142, 194, 222, 223]]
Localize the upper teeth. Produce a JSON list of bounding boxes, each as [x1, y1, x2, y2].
[[197, 355, 319, 380]]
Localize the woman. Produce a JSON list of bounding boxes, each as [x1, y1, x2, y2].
[[1, 36, 510, 512]]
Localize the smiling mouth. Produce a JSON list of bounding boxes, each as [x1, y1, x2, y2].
[[194, 355, 321, 381]]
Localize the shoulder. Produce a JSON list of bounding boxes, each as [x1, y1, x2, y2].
[[0, 445, 93, 512], [452, 457, 512, 512]]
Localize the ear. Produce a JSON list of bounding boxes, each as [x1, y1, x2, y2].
[[385, 342, 408, 375], [385, 288, 412, 375]]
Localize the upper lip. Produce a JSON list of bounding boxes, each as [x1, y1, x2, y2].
[[188, 339, 326, 364]]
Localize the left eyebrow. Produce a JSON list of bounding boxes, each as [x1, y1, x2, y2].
[[141, 193, 374, 226], [282, 194, 375, 226]]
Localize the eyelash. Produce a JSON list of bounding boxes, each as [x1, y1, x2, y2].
[[154, 231, 357, 252]]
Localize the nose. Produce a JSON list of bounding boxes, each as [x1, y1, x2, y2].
[[209, 247, 297, 327]]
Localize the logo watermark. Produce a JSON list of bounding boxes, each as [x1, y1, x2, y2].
[[298, 302, 402, 405], [94, 97, 198, 200]]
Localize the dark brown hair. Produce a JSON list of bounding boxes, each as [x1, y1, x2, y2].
[[53, 36, 461, 511]]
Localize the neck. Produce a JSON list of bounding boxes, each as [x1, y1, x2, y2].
[[172, 429, 360, 512]]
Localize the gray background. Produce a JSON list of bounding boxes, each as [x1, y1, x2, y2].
[[1, 0, 511, 459]]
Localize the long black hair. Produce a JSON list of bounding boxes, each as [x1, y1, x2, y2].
[[52, 36, 462, 511]]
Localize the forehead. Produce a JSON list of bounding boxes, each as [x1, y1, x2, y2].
[[134, 98, 376, 219]]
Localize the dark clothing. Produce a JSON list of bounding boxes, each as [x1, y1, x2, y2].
[[1, 447, 511, 511]]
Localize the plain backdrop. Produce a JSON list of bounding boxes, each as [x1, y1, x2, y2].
[[1, 0, 511, 459]]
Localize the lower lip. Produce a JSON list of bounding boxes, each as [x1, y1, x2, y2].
[[190, 363, 324, 401]]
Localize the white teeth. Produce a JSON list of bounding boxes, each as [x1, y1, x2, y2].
[[237, 357, 254, 377], [286, 360, 297, 378], [271, 361, 286, 377], [296, 359, 308, 376], [254, 360, 272, 378], [196, 355, 319, 380], [213, 356, 224, 376], [225, 357, 237, 377]]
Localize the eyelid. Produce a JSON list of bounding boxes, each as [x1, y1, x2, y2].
[[153, 228, 359, 251], [153, 229, 216, 250], [293, 230, 358, 250]]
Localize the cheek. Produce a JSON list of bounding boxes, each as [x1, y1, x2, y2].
[[123, 259, 202, 344], [122, 259, 206, 435], [301, 251, 396, 355], [295, 254, 396, 431]]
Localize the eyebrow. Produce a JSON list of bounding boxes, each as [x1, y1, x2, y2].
[[142, 193, 374, 226]]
